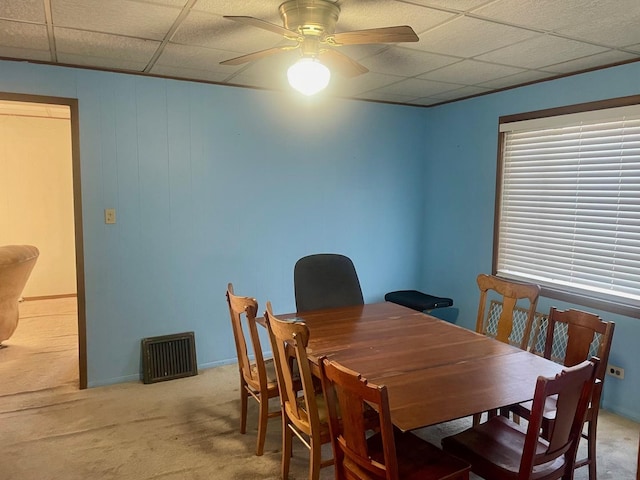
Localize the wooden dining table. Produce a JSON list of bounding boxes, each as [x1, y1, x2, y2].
[[262, 301, 565, 433]]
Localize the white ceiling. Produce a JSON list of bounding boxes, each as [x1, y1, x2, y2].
[[1, 0, 639, 107]]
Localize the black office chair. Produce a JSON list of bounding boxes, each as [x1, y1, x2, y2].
[[294, 253, 364, 312]]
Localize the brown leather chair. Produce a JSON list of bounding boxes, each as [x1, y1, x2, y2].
[[443, 358, 599, 480], [265, 302, 332, 480], [226, 283, 280, 456], [0, 245, 39, 346], [508, 307, 615, 480], [320, 357, 470, 480]]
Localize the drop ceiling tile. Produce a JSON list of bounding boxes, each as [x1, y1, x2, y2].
[[542, 50, 640, 74], [327, 71, 405, 96], [171, 10, 285, 52], [133, 0, 188, 6], [477, 69, 556, 89], [223, 68, 290, 91], [228, 47, 299, 79], [364, 46, 460, 76], [55, 28, 160, 63], [155, 43, 243, 74], [375, 77, 461, 97], [355, 91, 421, 105], [418, 59, 525, 84], [51, 0, 182, 40], [407, 96, 442, 106], [149, 64, 231, 83], [216, 45, 306, 90], [408, 0, 497, 13], [334, 43, 388, 61], [474, 0, 640, 47], [555, 7, 640, 48], [0, 20, 49, 50], [0, 46, 51, 62], [337, 0, 456, 34], [191, 0, 279, 20], [0, 0, 46, 23], [56, 52, 149, 71], [475, 35, 608, 69], [626, 44, 640, 54], [410, 16, 539, 58], [473, 0, 593, 31], [428, 85, 493, 100]]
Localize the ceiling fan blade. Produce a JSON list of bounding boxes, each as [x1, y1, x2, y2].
[[223, 16, 299, 39], [320, 49, 368, 78], [331, 26, 419, 46], [220, 46, 290, 66]]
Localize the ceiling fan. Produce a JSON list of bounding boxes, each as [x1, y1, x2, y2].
[[219, 0, 419, 95]]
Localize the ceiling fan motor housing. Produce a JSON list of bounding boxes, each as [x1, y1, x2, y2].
[[279, 0, 340, 37]]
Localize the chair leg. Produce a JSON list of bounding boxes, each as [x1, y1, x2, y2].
[[499, 407, 521, 424], [255, 395, 268, 456], [472, 413, 482, 426], [281, 417, 292, 480], [309, 437, 322, 480], [587, 417, 598, 480], [240, 380, 248, 434]]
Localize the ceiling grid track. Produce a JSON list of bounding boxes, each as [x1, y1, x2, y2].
[[144, 0, 199, 73], [43, 0, 57, 62]]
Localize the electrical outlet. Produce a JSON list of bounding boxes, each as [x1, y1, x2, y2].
[[104, 208, 116, 224], [606, 364, 624, 379]]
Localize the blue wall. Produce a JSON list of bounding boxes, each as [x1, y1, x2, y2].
[[421, 61, 640, 421], [0, 61, 426, 386], [1, 58, 638, 421]]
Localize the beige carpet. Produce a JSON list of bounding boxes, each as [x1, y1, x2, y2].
[[0, 297, 79, 396], [0, 298, 638, 479]]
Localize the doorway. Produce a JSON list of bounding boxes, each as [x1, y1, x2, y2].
[[0, 92, 87, 389]]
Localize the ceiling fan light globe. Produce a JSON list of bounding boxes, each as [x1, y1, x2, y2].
[[287, 58, 331, 96]]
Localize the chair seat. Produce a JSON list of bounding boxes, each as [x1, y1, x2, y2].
[[248, 358, 279, 389], [294, 392, 332, 435], [367, 430, 470, 480], [442, 416, 565, 480], [384, 290, 453, 311]]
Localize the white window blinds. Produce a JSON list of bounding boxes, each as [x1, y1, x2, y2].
[[497, 104, 640, 308]]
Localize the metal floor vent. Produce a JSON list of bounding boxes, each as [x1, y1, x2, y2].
[[141, 332, 197, 384]]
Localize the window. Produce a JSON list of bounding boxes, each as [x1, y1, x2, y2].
[[495, 97, 640, 316]]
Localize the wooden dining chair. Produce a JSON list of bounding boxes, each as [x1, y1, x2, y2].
[[473, 274, 541, 425], [507, 307, 615, 480], [475, 274, 541, 350], [442, 358, 599, 480], [320, 357, 470, 480], [264, 302, 333, 480], [226, 284, 280, 456], [294, 253, 364, 312]]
